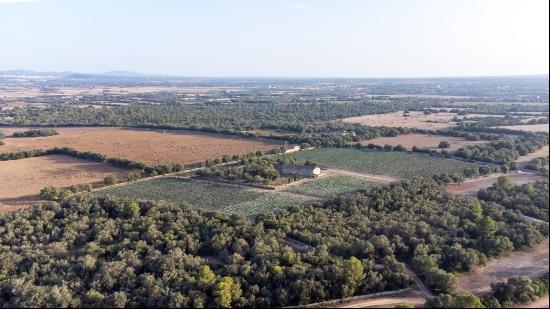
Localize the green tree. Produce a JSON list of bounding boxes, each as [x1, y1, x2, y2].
[[342, 256, 365, 297], [214, 277, 241, 308]]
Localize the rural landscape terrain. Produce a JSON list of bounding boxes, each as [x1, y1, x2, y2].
[[0, 72, 548, 308]]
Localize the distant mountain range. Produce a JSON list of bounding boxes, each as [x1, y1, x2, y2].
[[0, 69, 147, 78]]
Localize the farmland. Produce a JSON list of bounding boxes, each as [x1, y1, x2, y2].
[[0, 127, 284, 166], [341, 111, 504, 130], [342, 111, 460, 129], [0, 154, 127, 212], [284, 175, 378, 198], [94, 177, 313, 215], [281, 148, 484, 179], [361, 133, 487, 153]]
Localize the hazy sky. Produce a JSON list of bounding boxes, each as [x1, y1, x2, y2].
[[0, 0, 548, 77]]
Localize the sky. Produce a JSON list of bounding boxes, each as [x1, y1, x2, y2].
[[0, 0, 548, 77]]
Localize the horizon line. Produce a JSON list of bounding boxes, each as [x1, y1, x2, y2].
[[1, 69, 549, 80]]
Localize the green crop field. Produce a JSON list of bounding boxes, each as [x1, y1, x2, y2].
[[281, 148, 482, 179], [94, 177, 312, 216], [285, 175, 378, 198]]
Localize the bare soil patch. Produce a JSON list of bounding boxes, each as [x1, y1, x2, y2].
[[361, 134, 487, 153], [342, 111, 504, 130], [446, 173, 544, 196], [518, 295, 549, 308], [496, 124, 549, 133], [517, 145, 550, 164], [334, 296, 425, 308], [455, 239, 549, 295], [0, 127, 283, 166], [0, 155, 127, 212], [342, 111, 458, 129]]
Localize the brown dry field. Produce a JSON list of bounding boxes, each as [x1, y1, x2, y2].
[[361, 134, 487, 152], [446, 173, 545, 196], [0, 127, 284, 166], [455, 239, 549, 295], [0, 155, 127, 212], [517, 145, 550, 164], [342, 111, 503, 130], [343, 111, 459, 129], [496, 123, 549, 133]]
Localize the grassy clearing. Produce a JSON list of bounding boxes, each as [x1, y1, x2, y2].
[[285, 175, 378, 198], [94, 177, 311, 216], [281, 148, 482, 179]]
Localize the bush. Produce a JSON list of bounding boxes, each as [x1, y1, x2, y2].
[[104, 175, 117, 186]]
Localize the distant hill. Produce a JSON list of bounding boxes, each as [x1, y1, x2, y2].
[[0, 69, 147, 79], [102, 71, 145, 77], [0, 70, 73, 77]]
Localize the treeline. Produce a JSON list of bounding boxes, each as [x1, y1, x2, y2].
[[197, 157, 281, 185], [457, 115, 548, 128], [455, 134, 549, 166], [0, 147, 183, 177], [426, 273, 549, 308], [258, 178, 548, 294], [0, 196, 412, 307], [2, 101, 424, 133], [40, 183, 93, 201], [12, 128, 58, 137], [478, 177, 549, 221]]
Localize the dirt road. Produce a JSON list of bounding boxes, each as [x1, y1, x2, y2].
[[335, 296, 425, 308], [446, 172, 544, 196], [327, 168, 398, 183]]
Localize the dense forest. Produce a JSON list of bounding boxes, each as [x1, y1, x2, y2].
[[258, 178, 548, 293], [454, 134, 548, 166], [1, 101, 418, 132], [0, 196, 411, 307], [1, 178, 546, 307], [478, 177, 549, 221]]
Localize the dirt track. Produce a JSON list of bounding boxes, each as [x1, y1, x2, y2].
[[335, 296, 425, 308], [446, 173, 544, 196], [327, 168, 397, 183]]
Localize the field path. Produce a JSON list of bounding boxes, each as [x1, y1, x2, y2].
[[273, 173, 330, 191], [173, 177, 324, 201], [446, 172, 544, 196], [326, 168, 398, 183], [334, 296, 425, 308], [405, 265, 433, 298], [283, 237, 312, 251]]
